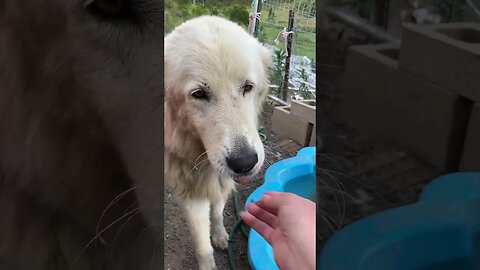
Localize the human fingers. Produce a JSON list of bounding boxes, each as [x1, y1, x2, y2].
[[264, 192, 316, 214], [255, 192, 286, 215], [265, 191, 313, 205], [247, 202, 279, 228], [241, 208, 275, 244]]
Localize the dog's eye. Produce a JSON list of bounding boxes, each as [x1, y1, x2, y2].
[[191, 89, 209, 100], [243, 83, 254, 94]]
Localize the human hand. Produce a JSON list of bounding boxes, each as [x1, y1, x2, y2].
[[241, 192, 316, 270]]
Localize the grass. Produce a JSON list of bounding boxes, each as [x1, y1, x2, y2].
[[164, 0, 251, 34]]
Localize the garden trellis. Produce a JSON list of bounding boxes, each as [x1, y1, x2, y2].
[[252, 0, 316, 100], [253, 0, 316, 61]]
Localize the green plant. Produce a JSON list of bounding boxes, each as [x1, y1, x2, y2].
[[211, 6, 220, 15], [164, 0, 252, 34], [268, 6, 276, 21], [257, 25, 268, 44], [227, 5, 250, 26], [297, 59, 314, 99], [190, 5, 209, 17], [432, 0, 465, 22], [309, 3, 315, 17], [271, 47, 287, 99]]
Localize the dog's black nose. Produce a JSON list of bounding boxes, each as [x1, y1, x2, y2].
[[226, 150, 258, 175]]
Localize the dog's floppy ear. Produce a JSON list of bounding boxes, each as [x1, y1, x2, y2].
[[255, 44, 272, 117], [259, 44, 272, 72]]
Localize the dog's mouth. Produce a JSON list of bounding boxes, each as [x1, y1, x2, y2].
[[215, 164, 257, 184], [212, 143, 264, 184], [231, 168, 261, 184], [233, 176, 251, 184]]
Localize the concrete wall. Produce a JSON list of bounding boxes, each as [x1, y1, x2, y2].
[[399, 23, 480, 102], [272, 106, 313, 146], [342, 43, 465, 171], [291, 99, 316, 124], [460, 103, 480, 171]]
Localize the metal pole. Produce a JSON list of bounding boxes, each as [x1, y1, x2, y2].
[[374, 0, 390, 28], [250, 0, 259, 35], [282, 9, 294, 101], [267, 94, 289, 107], [254, 0, 262, 37], [326, 7, 400, 44]]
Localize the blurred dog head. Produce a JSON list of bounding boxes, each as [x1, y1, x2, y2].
[[0, 0, 164, 237]]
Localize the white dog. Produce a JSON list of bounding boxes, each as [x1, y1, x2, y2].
[[164, 16, 272, 270]]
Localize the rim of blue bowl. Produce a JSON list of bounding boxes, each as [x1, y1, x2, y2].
[[245, 147, 316, 270]]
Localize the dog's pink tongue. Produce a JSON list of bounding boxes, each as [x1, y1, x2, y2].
[[234, 176, 250, 184]]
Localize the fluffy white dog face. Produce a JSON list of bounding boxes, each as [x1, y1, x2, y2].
[[165, 16, 272, 181]]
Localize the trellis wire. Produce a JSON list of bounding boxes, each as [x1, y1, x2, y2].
[[255, 0, 316, 61], [253, 0, 316, 100]]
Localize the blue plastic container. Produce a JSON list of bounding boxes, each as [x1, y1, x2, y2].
[[245, 147, 316, 270], [318, 172, 480, 270]]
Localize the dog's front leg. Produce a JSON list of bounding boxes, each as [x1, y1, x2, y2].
[[183, 199, 216, 270], [210, 197, 229, 250]]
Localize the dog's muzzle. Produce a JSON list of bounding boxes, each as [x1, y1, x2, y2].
[[226, 147, 258, 175]]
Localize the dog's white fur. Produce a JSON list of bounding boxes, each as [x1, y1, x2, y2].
[[164, 16, 271, 269]]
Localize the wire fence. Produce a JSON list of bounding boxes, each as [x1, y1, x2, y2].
[[252, 0, 316, 100], [255, 0, 316, 62]]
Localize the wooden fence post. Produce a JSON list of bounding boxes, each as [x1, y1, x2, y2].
[[282, 9, 294, 101]]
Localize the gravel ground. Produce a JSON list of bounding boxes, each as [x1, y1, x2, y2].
[[163, 102, 303, 270]]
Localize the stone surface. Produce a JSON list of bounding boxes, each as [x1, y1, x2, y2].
[[399, 22, 480, 102], [272, 106, 311, 146], [386, 0, 411, 36], [310, 125, 316, 146], [460, 103, 480, 171], [291, 99, 316, 124], [342, 43, 468, 171]]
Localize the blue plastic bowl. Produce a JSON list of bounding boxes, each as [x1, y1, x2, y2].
[[245, 147, 316, 270], [318, 172, 480, 270]]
